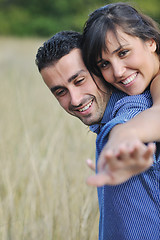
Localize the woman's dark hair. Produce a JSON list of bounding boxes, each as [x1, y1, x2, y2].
[[82, 2, 160, 77]]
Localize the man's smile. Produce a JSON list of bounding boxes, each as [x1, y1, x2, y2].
[[78, 100, 93, 112]]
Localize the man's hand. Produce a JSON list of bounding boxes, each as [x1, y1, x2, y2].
[[86, 141, 155, 186]]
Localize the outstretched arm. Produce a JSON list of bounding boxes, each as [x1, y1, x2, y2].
[[86, 141, 155, 186], [86, 75, 160, 186]]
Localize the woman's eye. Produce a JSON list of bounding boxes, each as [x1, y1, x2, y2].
[[118, 50, 129, 57], [99, 61, 110, 69]]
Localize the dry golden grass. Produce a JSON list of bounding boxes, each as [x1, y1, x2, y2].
[[0, 37, 99, 240]]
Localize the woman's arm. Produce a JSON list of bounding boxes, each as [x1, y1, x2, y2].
[[86, 75, 160, 187], [109, 74, 160, 143]]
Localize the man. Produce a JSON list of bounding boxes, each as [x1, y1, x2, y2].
[[35, 31, 159, 240]]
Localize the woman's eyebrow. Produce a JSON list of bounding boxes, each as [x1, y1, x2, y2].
[[112, 46, 122, 54], [97, 59, 103, 64], [112, 43, 129, 54], [97, 44, 129, 63]]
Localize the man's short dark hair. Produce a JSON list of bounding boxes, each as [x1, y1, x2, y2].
[[35, 31, 82, 72]]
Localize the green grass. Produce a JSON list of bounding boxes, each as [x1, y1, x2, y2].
[[0, 37, 98, 240]]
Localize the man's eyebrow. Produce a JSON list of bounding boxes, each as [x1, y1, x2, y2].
[[68, 70, 85, 83], [50, 69, 86, 93], [51, 85, 62, 94]]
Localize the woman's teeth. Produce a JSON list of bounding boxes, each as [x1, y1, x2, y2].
[[122, 73, 137, 85]]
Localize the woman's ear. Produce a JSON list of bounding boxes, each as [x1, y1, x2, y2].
[[146, 39, 157, 52]]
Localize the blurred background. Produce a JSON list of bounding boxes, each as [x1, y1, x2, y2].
[[0, 0, 159, 37], [0, 0, 159, 239]]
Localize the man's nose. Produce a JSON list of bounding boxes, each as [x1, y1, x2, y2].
[[70, 88, 83, 106]]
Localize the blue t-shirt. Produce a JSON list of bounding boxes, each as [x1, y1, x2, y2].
[[90, 90, 160, 240]]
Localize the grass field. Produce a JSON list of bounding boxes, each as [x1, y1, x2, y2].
[[0, 37, 99, 240]]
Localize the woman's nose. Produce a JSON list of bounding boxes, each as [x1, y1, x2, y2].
[[112, 61, 126, 79]]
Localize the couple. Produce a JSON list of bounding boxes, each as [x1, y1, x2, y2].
[[36, 3, 160, 240]]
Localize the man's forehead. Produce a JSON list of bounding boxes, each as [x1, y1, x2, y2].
[[62, 48, 82, 62], [53, 49, 84, 70], [41, 57, 90, 90]]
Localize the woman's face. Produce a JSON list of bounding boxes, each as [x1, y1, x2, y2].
[[97, 27, 159, 95]]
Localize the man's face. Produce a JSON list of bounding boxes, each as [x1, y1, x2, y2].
[[40, 49, 110, 126]]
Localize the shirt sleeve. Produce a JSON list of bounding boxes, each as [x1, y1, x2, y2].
[[96, 92, 152, 155]]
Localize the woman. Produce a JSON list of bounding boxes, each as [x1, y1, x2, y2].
[[82, 3, 160, 239], [82, 2, 160, 175], [82, 2, 160, 95]]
